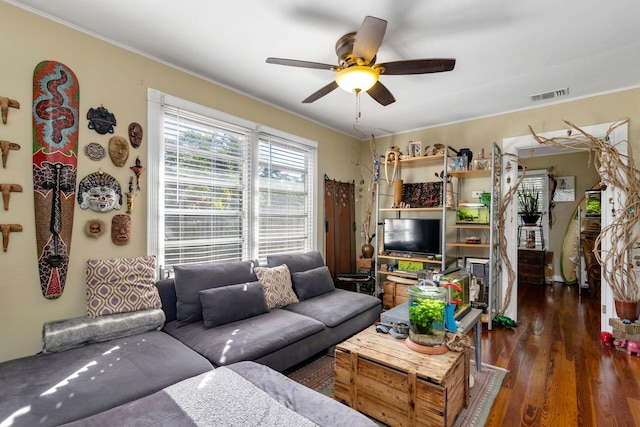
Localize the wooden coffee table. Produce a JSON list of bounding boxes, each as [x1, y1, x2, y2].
[[335, 326, 469, 427]]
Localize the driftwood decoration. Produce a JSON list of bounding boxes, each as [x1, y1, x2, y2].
[[0, 96, 20, 125], [1, 183, 23, 211], [0, 140, 20, 168], [0, 224, 22, 252]]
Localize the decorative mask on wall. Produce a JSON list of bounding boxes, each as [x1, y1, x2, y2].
[[128, 122, 143, 148], [111, 214, 131, 245], [84, 218, 106, 238], [77, 171, 122, 212], [87, 105, 116, 134], [108, 136, 129, 167], [84, 142, 105, 161]]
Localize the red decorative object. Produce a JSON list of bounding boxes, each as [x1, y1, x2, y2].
[[599, 331, 613, 347]]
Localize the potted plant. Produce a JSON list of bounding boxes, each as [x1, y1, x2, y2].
[[408, 286, 446, 346], [518, 185, 540, 225]]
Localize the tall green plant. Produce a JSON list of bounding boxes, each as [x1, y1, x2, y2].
[[518, 186, 539, 215]]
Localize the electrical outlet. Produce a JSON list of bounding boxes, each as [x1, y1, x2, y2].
[[602, 305, 607, 314], [471, 191, 482, 199]]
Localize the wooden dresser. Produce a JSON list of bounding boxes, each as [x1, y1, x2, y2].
[[518, 249, 545, 285]]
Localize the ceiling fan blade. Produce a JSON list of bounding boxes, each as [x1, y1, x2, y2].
[[302, 81, 339, 103], [353, 16, 387, 65], [266, 57, 335, 70], [378, 58, 456, 75], [367, 81, 396, 106]]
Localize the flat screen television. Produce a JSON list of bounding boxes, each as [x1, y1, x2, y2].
[[383, 218, 442, 256]]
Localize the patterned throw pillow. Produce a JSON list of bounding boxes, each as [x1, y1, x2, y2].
[[86, 255, 161, 317], [254, 264, 299, 309]]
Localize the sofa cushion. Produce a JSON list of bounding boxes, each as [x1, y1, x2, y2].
[[86, 255, 160, 317], [0, 331, 213, 427], [266, 250, 324, 273], [163, 309, 325, 366], [254, 264, 299, 309], [284, 289, 381, 328], [173, 260, 259, 327], [291, 265, 335, 300], [200, 281, 269, 328]]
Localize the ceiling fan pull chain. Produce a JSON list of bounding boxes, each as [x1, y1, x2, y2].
[[355, 89, 361, 123]]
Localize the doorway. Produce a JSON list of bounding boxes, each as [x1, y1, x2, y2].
[[502, 121, 628, 333]]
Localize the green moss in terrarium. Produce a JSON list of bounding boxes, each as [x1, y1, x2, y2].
[[456, 209, 476, 222], [586, 199, 601, 215]]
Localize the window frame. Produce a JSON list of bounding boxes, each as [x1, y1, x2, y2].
[[147, 89, 317, 276]]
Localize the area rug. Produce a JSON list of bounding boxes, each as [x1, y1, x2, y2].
[[286, 354, 506, 427]]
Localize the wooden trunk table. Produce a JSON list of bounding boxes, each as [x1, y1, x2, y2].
[[335, 326, 469, 427]]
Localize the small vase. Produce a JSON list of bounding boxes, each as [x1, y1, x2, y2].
[[361, 243, 374, 259], [614, 300, 640, 321]]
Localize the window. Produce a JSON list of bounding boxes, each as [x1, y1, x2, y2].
[[147, 90, 317, 276]]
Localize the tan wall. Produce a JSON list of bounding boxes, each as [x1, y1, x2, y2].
[[0, 3, 362, 362]]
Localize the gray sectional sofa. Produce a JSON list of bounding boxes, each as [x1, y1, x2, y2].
[[0, 251, 381, 426]]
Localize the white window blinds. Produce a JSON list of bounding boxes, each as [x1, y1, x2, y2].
[[256, 132, 315, 263], [162, 107, 252, 267]]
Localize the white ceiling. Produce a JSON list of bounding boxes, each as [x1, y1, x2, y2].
[[8, 0, 640, 139]]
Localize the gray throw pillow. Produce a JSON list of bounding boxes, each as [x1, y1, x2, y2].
[[173, 260, 259, 327], [200, 281, 269, 329], [266, 250, 324, 273], [291, 266, 335, 300]]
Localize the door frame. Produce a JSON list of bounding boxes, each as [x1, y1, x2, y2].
[[502, 121, 628, 332]]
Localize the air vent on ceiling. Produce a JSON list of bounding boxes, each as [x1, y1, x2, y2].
[[529, 87, 569, 102]]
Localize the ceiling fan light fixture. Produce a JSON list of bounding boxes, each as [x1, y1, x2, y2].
[[335, 66, 378, 93]]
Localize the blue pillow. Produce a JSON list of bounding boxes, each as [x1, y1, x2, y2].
[[291, 266, 335, 300], [200, 281, 269, 328]]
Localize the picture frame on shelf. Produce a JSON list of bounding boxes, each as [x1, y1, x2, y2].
[[408, 141, 422, 158], [472, 158, 491, 171], [450, 156, 468, 171]]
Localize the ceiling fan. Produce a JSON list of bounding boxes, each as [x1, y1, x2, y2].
[[266, 16, 456, 106]]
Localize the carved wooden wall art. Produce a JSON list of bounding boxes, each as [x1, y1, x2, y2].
[[111, 214, 131, 245], [0, 140, 20, 168], [0, 96, 20, 125], [108, 135, 129, 167], [87, 105, 116, 134], [1, 183, 23, 211], [0, 224, 22, 252], [130, 156, 144, 190], [33, 60, 79, 299], [128, 122, 143, 148]]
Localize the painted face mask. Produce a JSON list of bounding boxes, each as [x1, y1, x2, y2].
[[77, 171, 122, 212], [111, 214, 131, 245]]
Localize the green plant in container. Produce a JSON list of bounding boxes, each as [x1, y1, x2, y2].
[[408, 286, 446, 345], [409, 298, 445, 334]]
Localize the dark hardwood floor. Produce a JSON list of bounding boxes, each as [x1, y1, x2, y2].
[[481, 281, 640, 427]]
